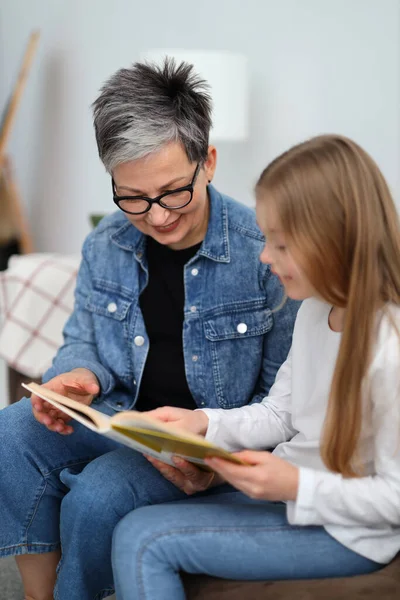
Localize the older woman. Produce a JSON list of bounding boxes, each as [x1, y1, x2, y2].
[[0, 59, 299, 600]]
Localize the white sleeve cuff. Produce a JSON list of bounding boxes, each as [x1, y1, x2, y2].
[[195, 408, 224, 444], [286, 467, 318, 525]]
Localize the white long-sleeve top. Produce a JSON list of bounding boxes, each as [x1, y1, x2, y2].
[[202, 298, 400, 564]]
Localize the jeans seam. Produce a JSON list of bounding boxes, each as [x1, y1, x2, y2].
[[42, 457, 98, 478], [0, 542, 60, 557]]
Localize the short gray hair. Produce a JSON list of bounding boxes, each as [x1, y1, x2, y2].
[[92, 58, 213, 172]]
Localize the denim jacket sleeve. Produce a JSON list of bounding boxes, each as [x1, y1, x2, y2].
[[249, 267, 300, 404], [42, 237, 116, 396]]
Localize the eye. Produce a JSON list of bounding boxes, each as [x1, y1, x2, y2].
[[276, 245, 287, 252]]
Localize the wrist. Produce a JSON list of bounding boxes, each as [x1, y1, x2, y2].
[[70, 367, 99, 384], [196, 410, 209, 436], [70, 367, 94, 376], [286, 465, 299, 501]]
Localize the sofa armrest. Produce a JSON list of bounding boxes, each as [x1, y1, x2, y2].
[[7, 366, 41, 404]]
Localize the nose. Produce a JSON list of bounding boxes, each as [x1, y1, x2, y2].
[[260, 243, 271, 265], [146, 203, 171, 226]]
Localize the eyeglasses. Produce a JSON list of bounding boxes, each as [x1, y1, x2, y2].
[[112, 163, 201, 215]]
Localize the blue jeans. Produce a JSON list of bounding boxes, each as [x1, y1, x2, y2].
[[112, 493, 383, 600], [0, 399, 233, 600]]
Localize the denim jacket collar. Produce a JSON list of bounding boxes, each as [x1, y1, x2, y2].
[[109, 184, 230, 263]]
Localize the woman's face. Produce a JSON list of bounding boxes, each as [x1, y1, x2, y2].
[[112, 142, 216, 250]]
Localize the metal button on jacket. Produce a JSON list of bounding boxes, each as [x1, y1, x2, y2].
[[134, 335, 145, 346], [107, 302, 117, 313]]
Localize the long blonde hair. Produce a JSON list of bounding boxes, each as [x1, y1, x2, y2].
[[256, 134, 400, 477]]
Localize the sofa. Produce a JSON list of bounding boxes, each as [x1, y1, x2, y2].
[[5, 366, 400, 599]]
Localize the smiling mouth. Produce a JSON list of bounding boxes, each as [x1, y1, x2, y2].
[[153, 216, 181, 232]]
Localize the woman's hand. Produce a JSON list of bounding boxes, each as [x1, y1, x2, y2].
[[205, 450, 299, 502], [30, 368, 100, 435], [144, 409, 216, 493], [146, 406, 209, 436], [145, 455, 224, 495]]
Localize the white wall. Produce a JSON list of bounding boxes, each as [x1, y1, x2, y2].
[[0, 0, 399, 400], [1, 0, 399, 254]]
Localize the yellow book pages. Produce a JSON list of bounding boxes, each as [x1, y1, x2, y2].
[[22, 382, 246, 466], [111, 424, 244, 464]]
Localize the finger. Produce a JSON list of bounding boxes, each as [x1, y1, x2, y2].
[[31, 396, 68, 418], [53, 419, 74, 434], [32, 405, 51, 423], [34, 409, 63, 429], [172, 457, 204, 479], [146, 455, 179, 477], [205, 457, 253, 480], [41, 412, 58, 428], [233, 450, 268, 465], [146, 407, 177, 422], [204, 460, 250, 492], [146, 456, 188, 489], [47, 421, 71, 434], [52, 408, 72, 422], [172, 457, 216, 491], [36, 403, 70, 424], [145, 455, 168, 470], [63, 377, 99, 394], [31, 396, 51, 413], [40, 414, 73, 434], [68, 381, 99, 395]]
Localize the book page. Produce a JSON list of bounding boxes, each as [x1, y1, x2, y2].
[[21, 382, 110, 431], [111, 422, 244, 465], [22, 382, 245, 466]]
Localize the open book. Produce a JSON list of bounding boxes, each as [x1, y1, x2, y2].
[[22, 382, 244, 468]]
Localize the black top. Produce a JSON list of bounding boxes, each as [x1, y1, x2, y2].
[[135, 236, 201, 412]]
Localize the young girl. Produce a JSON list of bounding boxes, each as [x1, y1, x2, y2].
[[111, 134, 400, 599]]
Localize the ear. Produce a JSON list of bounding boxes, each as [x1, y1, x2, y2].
[[203, 146, 217, 183]]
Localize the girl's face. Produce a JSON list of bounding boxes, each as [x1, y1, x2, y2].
[[256, 199, 315, 301]]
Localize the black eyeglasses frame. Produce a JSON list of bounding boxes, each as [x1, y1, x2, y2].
[[111, 163, 201, 215]]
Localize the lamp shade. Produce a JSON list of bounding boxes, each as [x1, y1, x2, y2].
[[141, 49, 249, 142]]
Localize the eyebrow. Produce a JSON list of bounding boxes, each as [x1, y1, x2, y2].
[[257, 223, 279, 234], [117, 173, 189, 195]]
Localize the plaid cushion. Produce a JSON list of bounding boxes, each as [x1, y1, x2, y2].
[[0, 253, 79, 378]]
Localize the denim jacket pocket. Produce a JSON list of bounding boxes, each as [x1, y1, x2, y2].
[[204, 307, 272, 341], [203, 304, 273, 408], [85, 290, 132, 321], [85, 289, 134, 379]]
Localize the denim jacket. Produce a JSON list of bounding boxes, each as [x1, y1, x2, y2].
[[44, 185, 300, 412]]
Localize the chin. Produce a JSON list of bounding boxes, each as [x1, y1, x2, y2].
[[283, 284, 309, 301], [287, 291, 312, 301], [155, 229, 190, 247]]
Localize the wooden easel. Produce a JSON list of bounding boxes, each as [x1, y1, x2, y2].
[[0, 31, 40, 258]]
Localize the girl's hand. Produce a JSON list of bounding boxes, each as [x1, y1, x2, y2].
[[145, 406, 209, 436], [205, 450, 299, 501], [31, 368, 100, 435], [145, 455, 224, 495]]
